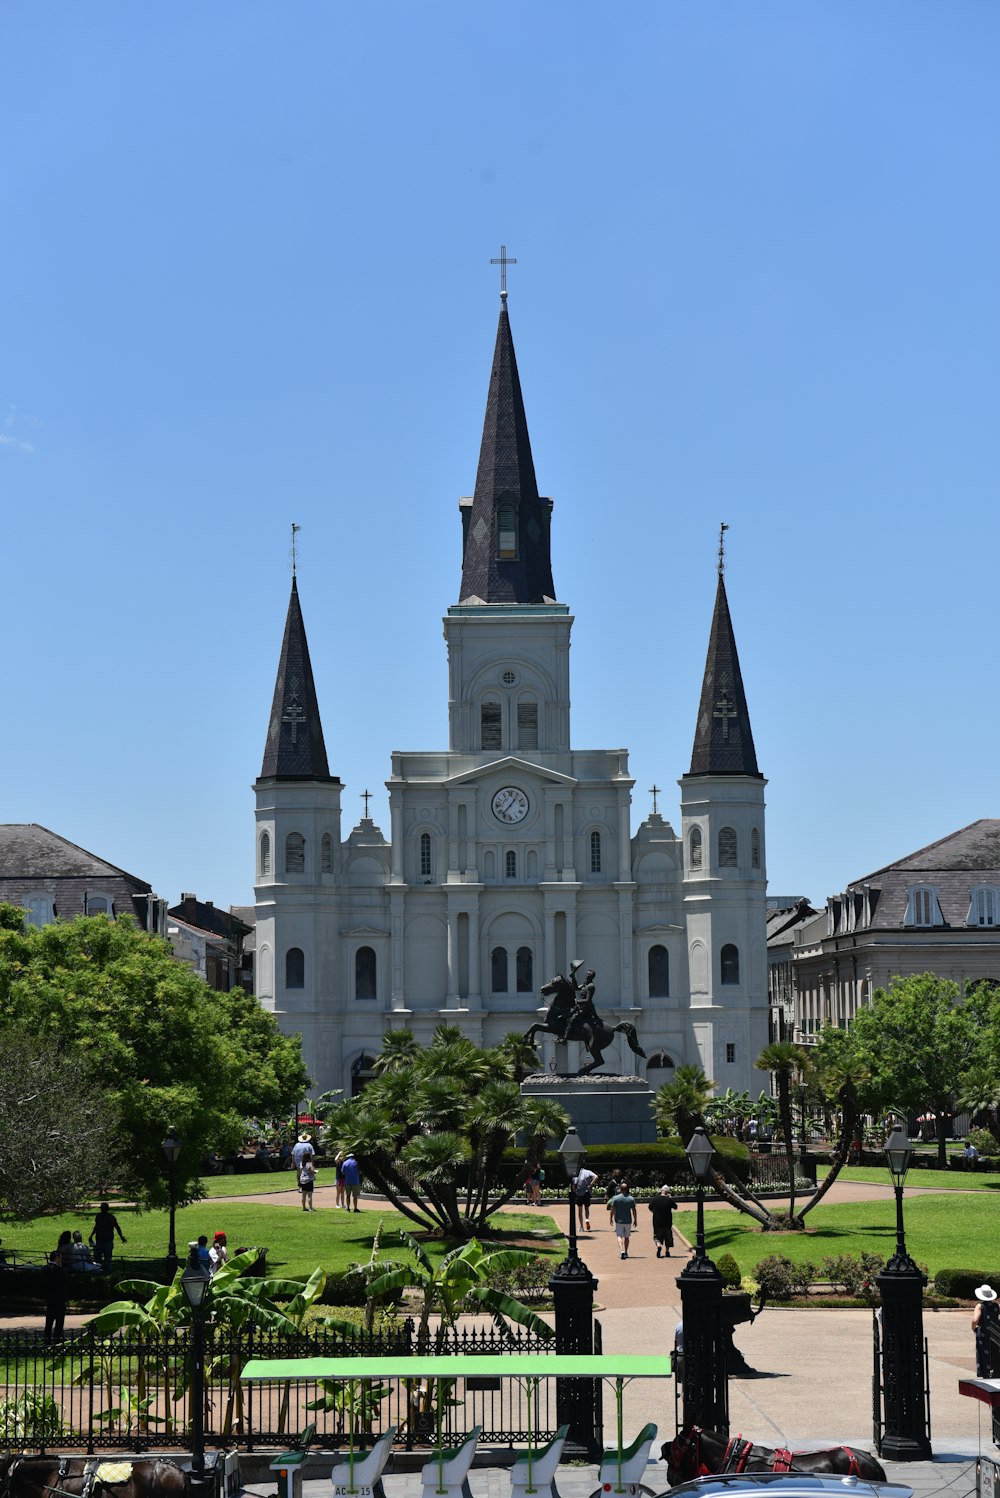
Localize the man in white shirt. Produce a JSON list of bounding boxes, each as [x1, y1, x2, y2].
[[573, 1166, 598, 1231]]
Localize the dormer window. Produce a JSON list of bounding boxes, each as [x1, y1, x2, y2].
[[905, 886, 943, 928], [497, 501, 518, 559], [969, 887, 1000, 928]]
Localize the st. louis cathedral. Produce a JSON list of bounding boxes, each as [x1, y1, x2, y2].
[[253, 290, 769, 1097]]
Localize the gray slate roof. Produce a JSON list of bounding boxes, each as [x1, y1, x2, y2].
[[0, 824, 155, 926], [259, 576, 338, 783], [686, 574, 761, 778], [458, 301, 557, 605], [839, 820, 1000, 931]]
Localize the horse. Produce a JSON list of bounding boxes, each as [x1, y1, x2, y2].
[[524, 973, 647, 1077], [0, 1456, 190, 1498], [664, 1426, 887, 1485]]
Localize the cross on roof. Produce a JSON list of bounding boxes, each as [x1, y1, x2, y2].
[[648, 784, 662, 815], [291, 521, 301, 576], [490, 244, 517, 300], [717, 521, 729, 578], [282, 696, 306, 746], [361, 789, 372, 817], [713, 692, 738, 742]]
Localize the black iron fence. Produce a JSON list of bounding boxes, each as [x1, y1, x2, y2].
[[0, 1320, 592, 1455]]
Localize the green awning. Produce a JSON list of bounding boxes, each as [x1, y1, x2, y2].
[[241, 1353, 671, 1382]]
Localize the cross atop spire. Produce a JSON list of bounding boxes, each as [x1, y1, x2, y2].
[[717, 521, 729, 579], [490, 244, 517, 301], [291, 521, 301, 577]]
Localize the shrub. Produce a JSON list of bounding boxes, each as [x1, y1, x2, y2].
[[473, 1255, 552, 1306], [969, 1129, 997, 1156], [935, 1268, 1000, 1299], [754, 1254, 796, 1299], [716, 1253, 742, 1289], [0, 1390, 64, 1443], [820, 1251, 883, 1303]]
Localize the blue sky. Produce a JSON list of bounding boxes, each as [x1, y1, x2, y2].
[[3, 3, 998, 912]]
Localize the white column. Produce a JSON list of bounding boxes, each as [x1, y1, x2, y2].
[[446, 909, 460, 1006]]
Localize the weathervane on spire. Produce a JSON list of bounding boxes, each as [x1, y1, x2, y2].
[[717, 521, 729, 579], [291, 522, 302, 577], [490, 244, 517, 301]]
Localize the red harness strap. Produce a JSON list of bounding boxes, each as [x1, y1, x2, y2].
[[841, 1449, 862, 1477], [771, 1449, 794, 1473]]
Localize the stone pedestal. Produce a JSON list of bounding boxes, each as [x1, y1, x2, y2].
[[520, 1073, 655, 1145]]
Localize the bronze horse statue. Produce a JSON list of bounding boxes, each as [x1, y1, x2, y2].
[[524, 969, 646, 1077], [664, 1426, 888, 1484], [0, 1456, 189, 1498]]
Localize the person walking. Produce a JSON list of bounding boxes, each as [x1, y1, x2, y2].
[[973, 1285, 1000, 1376], [573, 1165, 598, 1231], [89, 1202, 126, 1272], [334, 1152, 347, 1208], [647, 1185, 679, 1259], [292, 1133, 315, 1172], [43, 1252, 68, 1346], [341, 1151, 362, 1211], [607, 1180, 638, 1260], [299, 1156, 317, 1210]]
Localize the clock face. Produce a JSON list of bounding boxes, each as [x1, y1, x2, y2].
[[492, 786, 529, 824]]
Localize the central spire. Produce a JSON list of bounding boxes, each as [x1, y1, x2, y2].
[[458, 297, 557, 605]]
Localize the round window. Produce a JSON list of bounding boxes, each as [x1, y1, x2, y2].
[[501, 669, 518, 687]]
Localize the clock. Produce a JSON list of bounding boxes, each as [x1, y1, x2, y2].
[[492, 786, 529, 824]]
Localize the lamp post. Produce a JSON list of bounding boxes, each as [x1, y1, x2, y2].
[[161, 1126, 182, 1273], [547, 1127, 600, 1460], [875, 1123, 932, 1460], [181, 1244, 212, 1479], [676, 1126, 728, 1434]]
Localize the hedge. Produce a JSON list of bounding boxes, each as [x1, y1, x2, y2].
[[501, 1136, 751, 1192], [934, 1268, 1000, 1298]]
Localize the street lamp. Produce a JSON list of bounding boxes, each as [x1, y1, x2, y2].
[[161, 1126, 182, 1272], [875, 1121, 932, 1461], [181, 1244, 212, 1478], [548, 1126, 599, 1459], [677, 1126, 728, 1433]]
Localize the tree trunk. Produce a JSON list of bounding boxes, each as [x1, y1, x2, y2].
[[795, 1084, 857, 1225], [937, 1112, 949, 1170]]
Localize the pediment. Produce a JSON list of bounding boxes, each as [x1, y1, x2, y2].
[[340, 925, 389, 938], [444, 756, 577, 790], [635, 922, 685, 935]]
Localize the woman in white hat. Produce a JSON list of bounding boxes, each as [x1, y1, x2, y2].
[[972, 1284, 998, 1376]]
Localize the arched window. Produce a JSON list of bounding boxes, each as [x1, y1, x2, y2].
[[517, 697, 538, 750], [321, 833, 333, 873], [689, 827, 702, 870], [355, 946, 376, 1000], [497, 501, 518, 559], [351, 1051, 378, 1097], [260, 832, 271, 878], [285, 832, 305, 874], [721, 944, 740, 985], [24, 894, 54, 927], [491, 946, 508, 994], [85, 894, 111, 915], [285, 947, 305, 988], [646, 1050, 675, 1083], [505, 850, 517, 879], [648, 944, 669, 997], [516, 946, 533, 993], [718, 827, 738, 868], [420, 832, 432, 878], [590, 830, 602, 874], [751, 828, 761, 870], [480, 698, 502, 750]]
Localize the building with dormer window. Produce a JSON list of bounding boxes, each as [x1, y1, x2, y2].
[[253, 292, 769, 1096]]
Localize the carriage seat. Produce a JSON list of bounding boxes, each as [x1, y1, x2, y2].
[[270, 1423, 317, 1498], [510, 1424, 568, 1498], [330, 1425, 397, 1498], [419, 1424, 481, 1498], [598, 1422, 658, 1495]]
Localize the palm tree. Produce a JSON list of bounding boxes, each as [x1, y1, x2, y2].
[[493, 1032, 542, 1083], [756, 1041, 810, 1224]]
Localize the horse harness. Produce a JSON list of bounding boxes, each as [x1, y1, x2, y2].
[[3, 1458, 150, 1498], [680, 1429, 867, 1479]]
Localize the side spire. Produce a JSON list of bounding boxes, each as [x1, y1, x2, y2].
[[458, 279, 557, 605], [259, 574, 336, 781], [688, 529, 761, 777]]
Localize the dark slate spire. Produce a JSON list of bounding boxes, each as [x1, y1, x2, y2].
[[688, 573, 762, 777], [259, 576, 337, 781], [458, 300, 557, 604]]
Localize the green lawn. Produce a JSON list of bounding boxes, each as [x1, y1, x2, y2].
[[676, 1190, 1000, 1280], [196, 1171, 302, 1198], [5, 1201, 562, 1286], [816, 1164, 1000, 1191]]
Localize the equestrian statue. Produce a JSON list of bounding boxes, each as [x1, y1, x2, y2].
[[524, 960, 646, 1077]]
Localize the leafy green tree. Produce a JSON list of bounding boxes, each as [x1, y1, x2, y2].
[[323, 1026, 568, 1236], [0, 907, 308, 1206], [0, 1024, 122, 1219], [844, 973, 984, 1167]]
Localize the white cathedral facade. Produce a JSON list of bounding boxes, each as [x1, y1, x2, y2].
[[253, 294, 769, 1099]]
